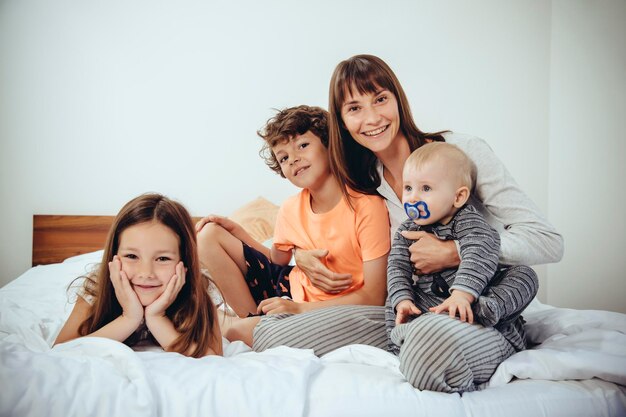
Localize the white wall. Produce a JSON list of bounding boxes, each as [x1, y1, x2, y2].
[[0, 1, 622, 313], [548, 1, 626, 313]]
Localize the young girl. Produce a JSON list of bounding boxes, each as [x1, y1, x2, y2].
[[252, 54, 563, 393], [54, 193, 223, 358]]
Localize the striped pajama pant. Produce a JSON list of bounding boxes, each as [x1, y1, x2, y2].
[[252, 305, 516, 393]]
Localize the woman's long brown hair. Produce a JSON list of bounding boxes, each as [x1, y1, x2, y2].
[[78, 193, 219, 357], [328, 54, 447, 201]]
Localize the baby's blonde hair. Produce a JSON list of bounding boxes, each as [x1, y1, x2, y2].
[[405, 142, 477, 190]]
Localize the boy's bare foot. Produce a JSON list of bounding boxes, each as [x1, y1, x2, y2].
[[217, 310, 260, 348]]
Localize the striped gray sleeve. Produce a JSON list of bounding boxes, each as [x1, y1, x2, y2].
[[387, 220, 417, 310], [448, 206, 501, 298]]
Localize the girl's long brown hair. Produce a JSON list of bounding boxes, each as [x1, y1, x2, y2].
[[328, 54, 447, 201], [78, 193, 219, 357]]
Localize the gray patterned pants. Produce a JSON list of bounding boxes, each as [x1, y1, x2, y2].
[[253, 305, 515, 393]]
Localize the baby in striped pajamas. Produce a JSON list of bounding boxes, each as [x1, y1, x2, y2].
[[386, 142, 539, 354]]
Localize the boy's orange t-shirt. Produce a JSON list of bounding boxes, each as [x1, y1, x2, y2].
[[273, 189, 390, 302]]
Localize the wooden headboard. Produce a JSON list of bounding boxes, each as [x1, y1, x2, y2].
[[32, 215, 203, 266], [32, 215, 115, 266]]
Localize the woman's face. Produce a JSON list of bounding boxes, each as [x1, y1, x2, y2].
[[340, 85, 401, 155]]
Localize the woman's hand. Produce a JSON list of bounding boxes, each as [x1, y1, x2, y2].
[[429, 290, 475, 323], [145, 262, 186, 318], [294, 248, 352, 294], [401, 231, 460, 274], [109, 256, 144, 323], [395, 299, 422, 325], [257, 297, 302, 315]]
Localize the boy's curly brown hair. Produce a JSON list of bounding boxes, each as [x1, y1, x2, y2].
[[258, 105, 329, 177]]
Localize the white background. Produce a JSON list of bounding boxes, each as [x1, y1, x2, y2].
[[0, 1, 624, 313]]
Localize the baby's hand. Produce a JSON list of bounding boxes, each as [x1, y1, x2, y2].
[[109, 256, 144, 323], [395, 300, 422, 325], [145, 262, 186, 318], [429, 290, 475, 323]]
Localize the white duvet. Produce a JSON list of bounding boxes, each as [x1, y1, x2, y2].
[[1, 252, 625, 417]]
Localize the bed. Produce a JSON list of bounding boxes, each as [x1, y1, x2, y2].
[[1, 200, 625, 417]]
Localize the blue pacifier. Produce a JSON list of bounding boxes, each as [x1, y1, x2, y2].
[[404, 201, 430, 220]]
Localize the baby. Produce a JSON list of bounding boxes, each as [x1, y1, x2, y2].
[[385, 142, 538, 353]]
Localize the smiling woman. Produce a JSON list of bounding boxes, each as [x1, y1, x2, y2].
[[340, 87, 402, 155], [251, 54, 564, 394]]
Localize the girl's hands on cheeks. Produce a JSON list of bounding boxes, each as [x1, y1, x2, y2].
[[257, 297, 302, 315], [109, 256, 144, 324], [145, 262, 186, 318], [401, 231, 460, 274], [429, 290, 475, 323], [395, 299, 422, 325]]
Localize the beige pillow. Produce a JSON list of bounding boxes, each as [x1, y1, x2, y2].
[[230, 197, 279, 242]]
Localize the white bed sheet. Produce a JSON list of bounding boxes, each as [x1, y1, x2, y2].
[[1, 252, 625, 417]]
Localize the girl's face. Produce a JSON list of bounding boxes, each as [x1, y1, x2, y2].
[[340, 86, 402, 155], [117, 221, 181, 306]]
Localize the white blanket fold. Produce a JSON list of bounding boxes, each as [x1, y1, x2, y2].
[[489, 302, 626, 387]]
